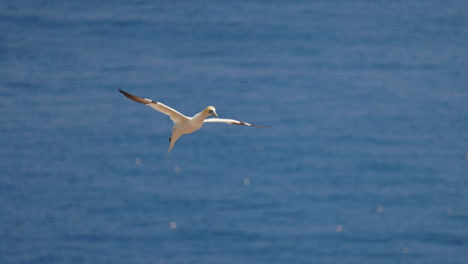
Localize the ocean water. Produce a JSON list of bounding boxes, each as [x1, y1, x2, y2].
[[1, 1, 467, 263]]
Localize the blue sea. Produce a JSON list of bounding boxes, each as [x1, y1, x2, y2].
[[1, 1, 467, 263]]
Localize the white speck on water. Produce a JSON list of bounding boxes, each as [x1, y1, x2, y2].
[[135, 157, 142, 165], [174, 165, 181, 173], [243, 178, 251, 186], [170, 221, 177, 229], [335, 225, 343, 232], [377, 205, 384, 213]]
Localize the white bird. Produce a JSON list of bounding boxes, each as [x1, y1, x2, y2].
[[119, 89, 268, 153]]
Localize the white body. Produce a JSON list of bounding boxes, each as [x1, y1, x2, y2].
[[119, 89, 268, 153]]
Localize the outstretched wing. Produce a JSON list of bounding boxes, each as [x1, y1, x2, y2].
[[203, 118, 269, 127], [119, 89, 189, 123]]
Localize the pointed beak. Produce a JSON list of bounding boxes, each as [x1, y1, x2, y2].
[[212, 111, 218, 118]]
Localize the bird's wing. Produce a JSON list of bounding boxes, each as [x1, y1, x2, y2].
[[203, 118, 269, 127], [119, 89, 189, 123]]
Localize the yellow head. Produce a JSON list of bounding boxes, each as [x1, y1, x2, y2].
[[204, 106, 218, 118]]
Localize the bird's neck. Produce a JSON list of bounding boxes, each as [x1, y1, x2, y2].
[[193, 110, 210, 121]]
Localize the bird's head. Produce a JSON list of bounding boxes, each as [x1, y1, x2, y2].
[[205, 106, 218, 118]]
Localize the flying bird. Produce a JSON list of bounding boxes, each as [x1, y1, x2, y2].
[[118, 89, 268, 153]]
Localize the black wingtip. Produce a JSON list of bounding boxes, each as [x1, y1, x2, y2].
[[118, 88, 128, 96]]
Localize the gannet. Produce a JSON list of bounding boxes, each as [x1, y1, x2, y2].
[[118, 89, 268, 153]]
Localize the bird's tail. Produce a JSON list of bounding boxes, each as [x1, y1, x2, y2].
[[167, 133, 182, 155]]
